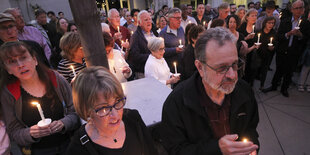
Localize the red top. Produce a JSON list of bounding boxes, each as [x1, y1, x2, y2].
[[109, 25, 131, 48]]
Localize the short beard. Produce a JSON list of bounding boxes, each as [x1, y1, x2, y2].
[[203, 69, 237, 94]]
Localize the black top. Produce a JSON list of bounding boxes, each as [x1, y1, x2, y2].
[[181, 44, 196, 81], [21, 87, 69, 148], [194, 15, 211, 26], [66, 109, 158, 155], [238, 22, 255, 46]]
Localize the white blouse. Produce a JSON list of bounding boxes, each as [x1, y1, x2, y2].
[[144, 54, 172, 87], [108, 49, 132, 83]]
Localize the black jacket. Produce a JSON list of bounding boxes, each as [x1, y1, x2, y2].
[[160, 72, 259, 155]]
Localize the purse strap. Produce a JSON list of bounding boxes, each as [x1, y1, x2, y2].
[[79, 127, 99, 155]]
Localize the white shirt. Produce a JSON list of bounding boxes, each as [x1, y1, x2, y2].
[[180, 16, 197, 31], [144, 54, 172, 87], [108, 49, 132, 83], [120, 17, 127, 26]]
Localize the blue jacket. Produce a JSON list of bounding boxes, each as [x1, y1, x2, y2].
[[159, 26, 185, 72]]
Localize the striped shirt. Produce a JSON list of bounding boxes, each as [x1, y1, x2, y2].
[[57, 58, 86, 83]]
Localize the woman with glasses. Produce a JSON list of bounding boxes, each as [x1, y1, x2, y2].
[[0, 41, 80, 154], [256, 17, 277, 90], [67, 66, 157, 155], [144, 37, 180, 88]]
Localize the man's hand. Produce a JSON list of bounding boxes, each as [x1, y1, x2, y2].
[[219, 134, 258, 155], [176, 47, 184, 53], [114, 32, 122, 40]]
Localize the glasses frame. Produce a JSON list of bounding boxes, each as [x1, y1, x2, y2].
[[94, 97, 126, 117], [202, 58, 245, 75]]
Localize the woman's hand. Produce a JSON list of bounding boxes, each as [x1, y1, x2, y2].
[[49, 120, 65, 134], [167, 75, 180, 84], [30, 125, 51, 138], [268, 45, 274, 51], [121, 41, 130, 49], [114, 32, 122, 40], [245, 33, 255, 40]]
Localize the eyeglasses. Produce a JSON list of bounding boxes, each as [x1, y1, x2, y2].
[[292, 6, 304, 10], [94, 97, 126, 117], [171, 17, 182, 20], [5, 54, 33, 67], [0, 24, 16, 32], [202, 58, 244, 74], [158, 47, 165, 51]]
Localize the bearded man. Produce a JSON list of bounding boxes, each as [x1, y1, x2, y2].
[[160, 27, 259, 155]]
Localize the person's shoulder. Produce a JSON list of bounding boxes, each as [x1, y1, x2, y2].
[[123, 109, 143, 123], [234, 79, 253, 94]]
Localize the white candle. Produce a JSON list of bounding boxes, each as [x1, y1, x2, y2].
[[32, 102, 45, 122], [257, 33, 261, 43], [269, 37, 273, 44], [131, 31, 133, 35], [174, 62, 177, 74], [70, 65, 76, 77], [117, 26, 120, 33], [297, 19, 302, 27], [121, 40, 124, 51], [203, 21, 206, 26], [179, 40, 182, 46], [252, 25, 255, 33]]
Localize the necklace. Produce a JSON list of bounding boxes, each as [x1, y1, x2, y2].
[[93, 121, 123, 143]]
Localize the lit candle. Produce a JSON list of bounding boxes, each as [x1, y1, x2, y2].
[[179, 40, 182, 46], [70, 65, 76, 77], [131, 31, 133, 35], [203, 21, 206, 26], [32, 102, 45, 122], [297, 19, 302, 27], [174, 62, 178, 74], [121, 40, 124, 51], [269, 37, 273, 44], [243, 138, 248, 143], [257, 33, 261, 43], [189, 20, 192, 24], [117, 26, 120, 33], [252, 25, 255, 33]]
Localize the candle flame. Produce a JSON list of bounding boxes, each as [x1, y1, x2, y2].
[[174, 62, 177, 66], [258, 33, 261, 37], [131, 31, 133, 35], [31, 101, 39, 106], [70, 65, 74, 70], [189, 21, 191, 24], [243, 138, 248, 143]]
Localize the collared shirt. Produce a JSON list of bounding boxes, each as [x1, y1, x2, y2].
[[142, 29, 155, 40], [18, 26, 52, 61], [166, 26, 178, 36], [288, 16, 301, 47], [197, 79, 231, 139], [181, 16, 197, 31], [32, 22, 52, 47]]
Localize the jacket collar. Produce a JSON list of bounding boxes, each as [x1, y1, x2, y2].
[[182, 72, 251, 118], [6, 70, 57, 101]]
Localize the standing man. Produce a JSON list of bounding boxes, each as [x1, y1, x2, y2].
[[123, 11, 132, 28], [208, 3, 230, 29], [128, 10, 157, 79], [108, 9, 130, 51], [194, 3, 210, 28], [119, 8, 128, 26], [230, 3, 237, 15], [4, 8, 52, 62], [47, 11, 57, 29], [58, 12, 64, 18], [159, 8, 185, 72], [161, 27, 259, 155], [255, 1, 280, 31], [187, 5, 193, 17], [180, 4, 197, 31], [127, 9, 140, 33], [263, 0, 306, 97]]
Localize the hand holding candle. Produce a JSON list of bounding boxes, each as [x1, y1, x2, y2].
[[178, 39, 183, 48], [268, 37, 273, 46], [117, 26, 120, 33], [295, 19, 302, 29], [255, 33, 261, 46], [174, 62, 178, 74], [32, 102, 51, 127]]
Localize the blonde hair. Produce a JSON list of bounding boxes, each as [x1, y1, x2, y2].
[[241, 8, 257, 24], [72, 66, 124, 120], [59, 32, 81, 60]]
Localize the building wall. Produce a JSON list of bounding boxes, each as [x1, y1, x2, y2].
[[0, 0, 12, 12], [2, 0, 73, 23]]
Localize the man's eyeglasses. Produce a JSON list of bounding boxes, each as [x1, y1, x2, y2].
[[171, 17, 182, 20], [94, 97, 126, 117], [202, 58, 245, 74], [0, 24, 16, 32], [292, 6, 304, 10]]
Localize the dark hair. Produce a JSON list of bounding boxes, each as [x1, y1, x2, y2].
[[248, 2, 254, 8], [162, 5, 168, 10], [58, 11, 64, 15], [56, 17, 68, 34], [262, 16, 276, 30], [102, 32, 114, 48], [210, 19, 225, 28], [67, 22, 77, 32], [0, 41, 58, 107], [35, 9, 46, 18], [230, 3, 236, 7], [185, 23, 196, 45], [131, 9, 140, 17], [188, 25, 204, 45], [226, 14, 241, 29], [47, 11, 55, 16]]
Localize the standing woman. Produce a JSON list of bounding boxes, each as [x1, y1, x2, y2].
[[57, 32, 86, 83], [236, 7, 246, 26], [0, 41, 80, 154], [257, 17, 277, 90], [67, 66, 158, 155], [156, 16, 167, 34], [238, 8, 260, 86]]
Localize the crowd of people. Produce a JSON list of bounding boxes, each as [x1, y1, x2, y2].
[[0, 0, 309, 154]]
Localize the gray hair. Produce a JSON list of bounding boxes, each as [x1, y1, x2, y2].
[[137, 10, 148, 23], [218, 2, 229, 10], [292, 0, 304, 8], [167, 8, 182, 18], [108, 8, 118, 18], [147, 37, 164, 52], [195, 27, 236, 63], [101, 22, 110, 33], [3, 8, 18, 14]]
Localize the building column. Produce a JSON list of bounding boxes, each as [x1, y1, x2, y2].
[[210, 0, 222, 8], [154, 0, 173, 12]]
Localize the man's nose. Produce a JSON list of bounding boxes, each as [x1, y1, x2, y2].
[[225, 67, 237, 79]]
